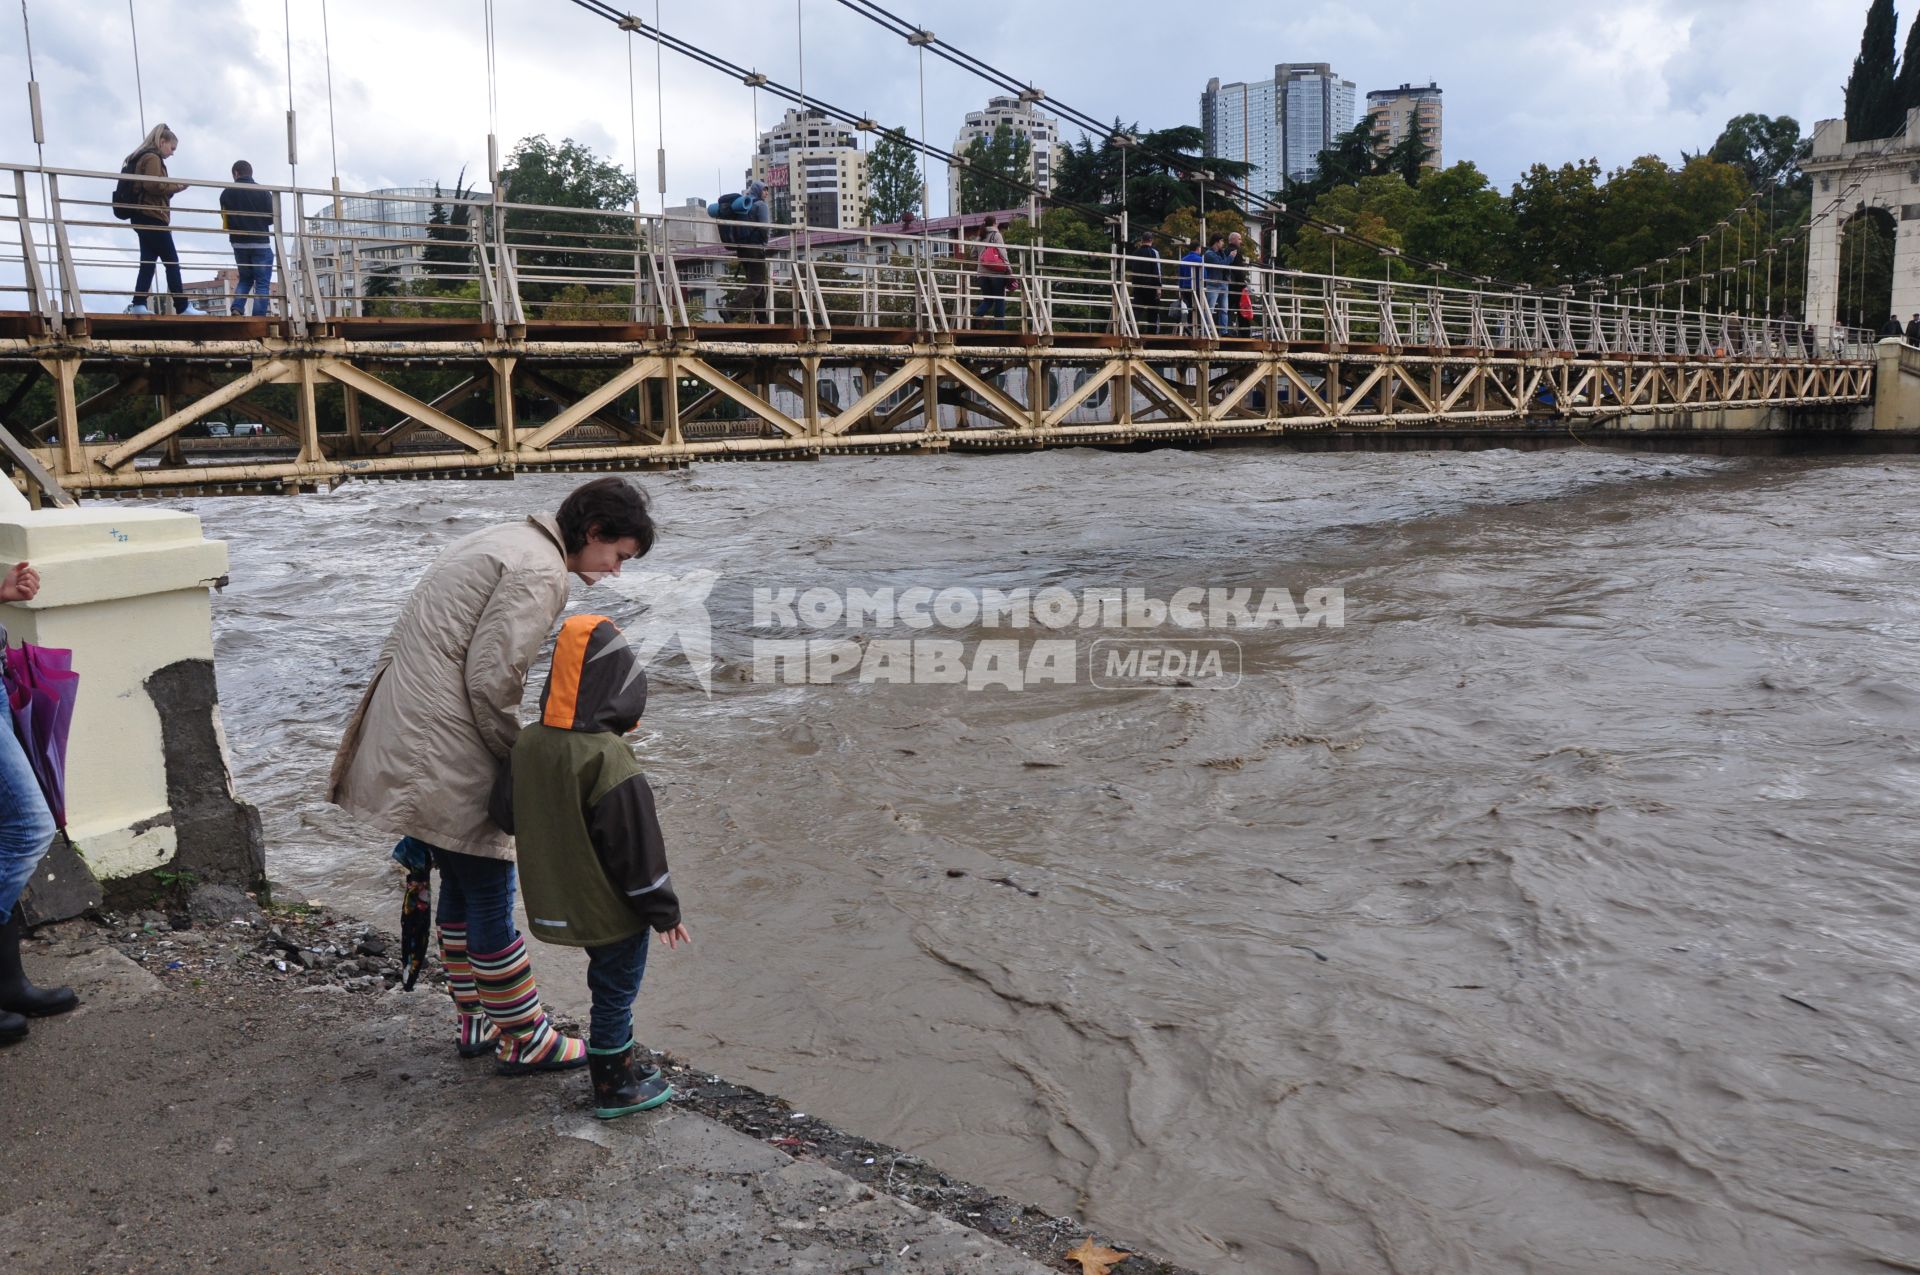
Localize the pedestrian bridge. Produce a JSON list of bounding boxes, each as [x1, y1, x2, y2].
[[0, 165, 1879, 502]]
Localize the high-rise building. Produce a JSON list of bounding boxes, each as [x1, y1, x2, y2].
[[748, 108, 870, 231], [1365, 83, 1444, 171], [947, 94, 1059, 216], [1202, 63, 1357, 195]]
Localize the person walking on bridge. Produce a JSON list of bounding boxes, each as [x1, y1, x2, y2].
[[1176, 240, 1204, 336], [114, 124, 207, 316], [1127, 231, 1164, 336], [720, 181, 772, 323], [1903, 313, 1920, 345], [1202, 234, 1230, 337], [219, 160, 275, 317], [329, 477, 656, 1075], [971, 216, 1013, 330]]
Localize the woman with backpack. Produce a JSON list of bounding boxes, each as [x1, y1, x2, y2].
[[114, 124, 207, 316], [971, 216, 1013, 330]]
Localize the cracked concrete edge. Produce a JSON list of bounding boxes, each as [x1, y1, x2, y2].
[[32, 932, 1055, 1275]]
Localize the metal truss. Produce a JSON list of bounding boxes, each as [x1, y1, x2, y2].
[[0, 330, 1875, 498]]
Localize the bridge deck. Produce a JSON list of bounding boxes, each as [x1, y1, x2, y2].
[[0, 311, 1881, 362], [0, 309, 1876, 503]]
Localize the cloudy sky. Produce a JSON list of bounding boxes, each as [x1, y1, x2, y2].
[[0, 0, 1883, 210]]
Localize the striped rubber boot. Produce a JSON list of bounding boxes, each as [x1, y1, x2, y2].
[[471, 936, 588, 1075], [438, 924, 500, 1059]]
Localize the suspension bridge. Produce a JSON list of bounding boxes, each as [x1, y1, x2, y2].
[[0, 1, 1900, 504]]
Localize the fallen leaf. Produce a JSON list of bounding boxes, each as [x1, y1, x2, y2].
[[1063, 1236, 1131, 1275]]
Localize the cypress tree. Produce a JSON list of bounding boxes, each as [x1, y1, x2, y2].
[[1847, 0, 1901, 141], [1896, 8, 1920, 121]]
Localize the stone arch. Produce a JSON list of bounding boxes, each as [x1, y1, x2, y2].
[[1803, 110, 1920, 338], [1839, 204, 1897, 332]]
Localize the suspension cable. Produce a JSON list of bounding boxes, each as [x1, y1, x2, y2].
[[20, 1, 43, 164], [483, 0, 500, 185], [796, 0, 809, 249], [282, 0, 297, 185], [127, 0, 146, 136], [321, 0, 340, 190], [627, 27, 642, 211], [916, 34, 929, 243]]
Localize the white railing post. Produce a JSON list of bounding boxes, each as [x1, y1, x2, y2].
[[11, 169, 55, 336], [43, 175, 81, 323], [269, 190, 306, 337]]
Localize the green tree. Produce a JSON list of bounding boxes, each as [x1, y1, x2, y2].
[[496, 135, 640, 299], [1846, 0, 1902, 141], [1383, 128, 1435, 187], [1271, 122, 1394, 254], [1403, 162, 1514, 279], [866, 127, 921, 225], [1050, 122, 1256, 251], [423, 174, 477, 281], [1709, 113, 1807, 191], [1284, 177, 1420, 279], [1507, 158, 1605, 283], [958, 123, 1033, 214], [1900, 12, 1920, 117]]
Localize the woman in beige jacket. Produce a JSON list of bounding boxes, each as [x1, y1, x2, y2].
[[116, 123, 207, 316], [330, 477, 655, 1073]]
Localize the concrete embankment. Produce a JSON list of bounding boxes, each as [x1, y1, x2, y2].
[[0, 895, 1193, 1275]]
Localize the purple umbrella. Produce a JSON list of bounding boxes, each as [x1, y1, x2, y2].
[[6, 642, 77, 829]]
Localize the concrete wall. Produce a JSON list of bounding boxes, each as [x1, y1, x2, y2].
[[1872, 336, 1920, 430], [1607, 403, 1873, 433], [0, 505, 261, 901]]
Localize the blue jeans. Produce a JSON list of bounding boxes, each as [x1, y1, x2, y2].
[[972, 275, 1008, 325], [0, 722, 56, 924], [432, 847, 518, 955], [585, 930, 650, 1051], [1205, 284, 1228, 335], [232, 242, 274, 316]]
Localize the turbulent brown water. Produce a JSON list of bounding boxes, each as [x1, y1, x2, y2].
[[167, 448, 1920, 1273]]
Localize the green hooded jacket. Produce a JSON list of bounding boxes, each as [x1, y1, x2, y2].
[[489, 613, 679, 948]]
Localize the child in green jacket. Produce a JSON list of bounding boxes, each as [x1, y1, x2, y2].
[[491, 613, 691, 1118]]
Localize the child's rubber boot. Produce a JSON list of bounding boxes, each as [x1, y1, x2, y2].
[[589, 1041, 674, 1119]]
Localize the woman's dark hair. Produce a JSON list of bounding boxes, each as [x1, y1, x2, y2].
[[556, 477, 655, 557]]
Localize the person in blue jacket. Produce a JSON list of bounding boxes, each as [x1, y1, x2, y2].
[[1202, 234, 1230, 337], [1177, 241, 1206, 336]]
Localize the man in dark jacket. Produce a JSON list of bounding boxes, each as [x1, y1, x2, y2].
[[1128, 231, 1164, 336], [491, 613, 690, 1120], [1904, 313, 1920, 345], [218, 161, 275, 316]]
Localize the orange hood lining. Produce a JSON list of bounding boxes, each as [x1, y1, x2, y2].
[[542, 613, 610, 729]]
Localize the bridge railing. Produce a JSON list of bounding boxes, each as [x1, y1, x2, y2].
[[0, 161, 1881, 360]]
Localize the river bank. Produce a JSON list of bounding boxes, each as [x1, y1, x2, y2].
[[0, 894, 1189, 1275]]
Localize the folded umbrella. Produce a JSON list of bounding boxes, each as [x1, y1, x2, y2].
[[6, 642, 77, 829], [391, 837, 435, 990]]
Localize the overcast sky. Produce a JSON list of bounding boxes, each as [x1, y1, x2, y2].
[[0, 0, 1881, 211]]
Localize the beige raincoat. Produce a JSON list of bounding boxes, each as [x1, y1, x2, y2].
[[328, 514, 571, 860]]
